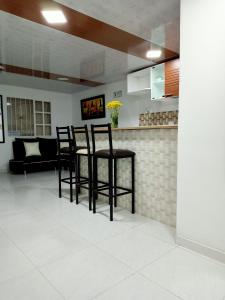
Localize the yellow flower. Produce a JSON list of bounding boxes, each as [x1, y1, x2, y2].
[[106, 99, 123, 110]]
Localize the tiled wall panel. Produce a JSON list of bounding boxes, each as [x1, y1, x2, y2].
[[80, 129, 177, 227]]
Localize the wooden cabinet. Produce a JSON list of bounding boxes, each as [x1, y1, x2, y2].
[[151, 58, 180, 100], [165, 58, 180, 97], [127, 58, 179, 99]]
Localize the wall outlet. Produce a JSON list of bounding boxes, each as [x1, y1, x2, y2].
[[113, 90, 123, 98]]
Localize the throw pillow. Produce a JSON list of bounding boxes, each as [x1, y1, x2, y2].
[[24, 142, 41, 157]]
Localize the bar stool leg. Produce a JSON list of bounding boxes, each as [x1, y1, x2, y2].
[[69, 157, 73, 203], [108, 158, 113, 221], [131, 156, 135, 214], [93, 157, 97, 213], [58, 159, 62, 198], [77, 155, 81, 194], [88, 156, 92, 211], [114, 158, 117, 208], [75, 155, 79, 205]]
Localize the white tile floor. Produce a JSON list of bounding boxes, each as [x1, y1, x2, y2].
[[0, 171, 225, 300]]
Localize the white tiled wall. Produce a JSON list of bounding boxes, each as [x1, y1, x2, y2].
[[73, 79, 179, 128]]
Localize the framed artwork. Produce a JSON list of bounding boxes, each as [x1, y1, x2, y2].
[[0, 95, 5, 143], [80, 94, 105, 120]]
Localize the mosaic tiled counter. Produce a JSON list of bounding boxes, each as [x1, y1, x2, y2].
[[81, 126, 178, 227]]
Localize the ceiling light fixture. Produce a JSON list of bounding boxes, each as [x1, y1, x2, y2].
[[57, 77, 69, 81], [146, 50, 162, 59], [41, 10, 67, 24]]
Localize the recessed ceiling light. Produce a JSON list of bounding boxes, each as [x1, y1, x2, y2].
[[57, 77, 69, 81], [41, 10, 67, 24], [6, 102, 11, 106], [146, 50, 162, 59]]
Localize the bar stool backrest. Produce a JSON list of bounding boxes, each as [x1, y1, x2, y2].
[[91, 123, 113, 156], [56, 126, 73, 155], [71, 125, 91, 155]]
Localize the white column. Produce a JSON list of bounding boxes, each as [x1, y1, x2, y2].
[[177, 0, 225, 262]]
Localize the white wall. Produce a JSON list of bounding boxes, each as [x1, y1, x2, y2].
[[177, 0, 225, 261], [0, 84, 73, 172], [72, 79, 179, 127]]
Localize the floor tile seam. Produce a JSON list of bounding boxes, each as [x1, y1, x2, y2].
[[35, 266, 67, 300], [0, 216, 66, 295], [91, 272, 137, 300], [0, 222, 76, 293], [136, 245, 178, 272], [60, 223, 97, 246], [36, 245, 133, 300], [60, 223, 112, 245], [93, 225, 176, 260], [0, 226, 44, 268], [62, 220, 132, 245], [34, 243, 110, 272], [92, 225, 135, 245], [35, 244, 94, 269], [138, 271, 184, 300], [94, 237, 177, 273], [93, 242, 139, 272], [124, 220, 151, 230], [129, 224, 177, 246]]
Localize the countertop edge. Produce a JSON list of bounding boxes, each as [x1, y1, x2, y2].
[[111, 125, 178, 131]]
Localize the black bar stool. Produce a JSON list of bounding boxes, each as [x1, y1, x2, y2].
[[56, 126, 75, 203], [71, 125, 92, 210], [91, 123, 136, 221]]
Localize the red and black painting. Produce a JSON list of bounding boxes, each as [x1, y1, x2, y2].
[[81, 94, 105, 120]]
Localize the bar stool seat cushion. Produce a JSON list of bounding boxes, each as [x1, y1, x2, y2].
[[76, 148, 92, 155], [60, 146, 86, 154], [94, 149, 135, 158]]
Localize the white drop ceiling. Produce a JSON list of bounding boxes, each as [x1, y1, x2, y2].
[[0, 0, 180, 93]]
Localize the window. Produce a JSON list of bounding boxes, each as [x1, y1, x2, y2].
[[35, 101, 52, 136], [7, 97, 51, 136]]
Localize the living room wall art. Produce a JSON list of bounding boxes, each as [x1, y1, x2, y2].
[[80, 94, 105, 120], [0, 95, 5, 143]]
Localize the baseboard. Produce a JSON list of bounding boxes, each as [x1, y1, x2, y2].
[[176, 236, 225, 264]]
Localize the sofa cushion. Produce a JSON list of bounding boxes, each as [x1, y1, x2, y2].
[[38, 138, 57, 159], [24, 156, 43, 163], [12, 141, 25, 160], [24, 142, 41, 157]]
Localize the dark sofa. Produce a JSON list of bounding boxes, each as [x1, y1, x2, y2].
[[9, 138, 58, 174]]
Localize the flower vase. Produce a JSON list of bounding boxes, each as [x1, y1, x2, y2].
[[111, 110, 119, 128]]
